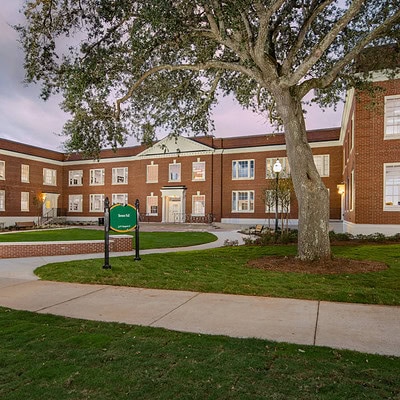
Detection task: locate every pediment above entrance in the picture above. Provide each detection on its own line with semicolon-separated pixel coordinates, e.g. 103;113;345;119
137;135;213;158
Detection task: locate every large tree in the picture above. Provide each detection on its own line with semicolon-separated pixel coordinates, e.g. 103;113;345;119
17;0;400;261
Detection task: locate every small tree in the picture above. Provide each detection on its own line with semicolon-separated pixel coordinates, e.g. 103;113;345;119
32;192;45;226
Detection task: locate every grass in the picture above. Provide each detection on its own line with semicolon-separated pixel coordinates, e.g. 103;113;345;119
1;307;399;400
36;244;400;305
0;228;217;250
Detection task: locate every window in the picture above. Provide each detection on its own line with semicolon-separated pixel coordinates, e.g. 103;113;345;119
169;161;181;182
264;190;290;213
21;192;29;211
21;164;29;183
90;169;105;185
112;167;128;185
232;160;254;179
232;191;254;212
0;190;5;211
89;194;105;212
146;193;158;216
384;164;400;211
192;194;205;216
69;170;83;186
146;162;158;183
112;193;128;205
0;161;4;180
192;160;206;181
43;168;57;186
68;195;83;212
313;155;330;177
266;157;290;179
385;96;400;138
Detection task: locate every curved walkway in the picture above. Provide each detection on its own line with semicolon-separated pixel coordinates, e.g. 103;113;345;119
0;228;399;357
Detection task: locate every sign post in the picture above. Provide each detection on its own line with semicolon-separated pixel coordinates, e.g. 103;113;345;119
103;197;111;269
134;199;141;261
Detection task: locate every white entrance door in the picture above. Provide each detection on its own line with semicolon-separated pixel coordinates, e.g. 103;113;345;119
168;197;182;223
160;186;186;223
42;193;59;217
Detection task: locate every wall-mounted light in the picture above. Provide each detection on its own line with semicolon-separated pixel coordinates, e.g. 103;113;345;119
337;183;345;195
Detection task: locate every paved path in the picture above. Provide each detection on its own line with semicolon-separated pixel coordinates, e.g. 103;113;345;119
0;228;399;357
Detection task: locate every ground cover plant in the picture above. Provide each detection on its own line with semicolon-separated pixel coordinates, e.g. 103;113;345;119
1;307;399;400
35;244;400;306
0;229;217;250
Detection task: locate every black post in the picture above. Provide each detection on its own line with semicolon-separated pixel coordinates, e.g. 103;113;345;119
103;197;111;269
134;198;141;261
275;173;279;232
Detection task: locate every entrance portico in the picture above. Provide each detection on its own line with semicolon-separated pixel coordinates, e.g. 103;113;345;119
160;186;186;223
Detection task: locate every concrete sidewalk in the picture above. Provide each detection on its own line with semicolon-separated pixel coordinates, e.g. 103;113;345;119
0;229;399;357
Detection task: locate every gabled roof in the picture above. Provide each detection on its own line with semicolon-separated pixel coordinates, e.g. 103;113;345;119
137;135;214;157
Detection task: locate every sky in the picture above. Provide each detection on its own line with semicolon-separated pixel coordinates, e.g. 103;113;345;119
0;1;343;152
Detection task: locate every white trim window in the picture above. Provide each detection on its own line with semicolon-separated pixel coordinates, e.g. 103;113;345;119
384;96;400;139
112;193;128;205
313;155;330;177
43;168;56;186
89;194;105;212
21;164;29;183
146;162;158;183
169;161;181;182
266;157;290;179
232;160;254;180
384;164;400;211
232;191;254;212
146;193;158;216
192;160;206;181
90;169;105;185
21;191;29;211
68;195;83;212
0;161;4;180
0;190;5;211
192;193;205;216
69;170;83;186
112;167;128;185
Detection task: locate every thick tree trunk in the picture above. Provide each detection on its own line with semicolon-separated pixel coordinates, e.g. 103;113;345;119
275;90;331;261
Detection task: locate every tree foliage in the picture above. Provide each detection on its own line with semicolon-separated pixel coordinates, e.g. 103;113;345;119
17;0;400;157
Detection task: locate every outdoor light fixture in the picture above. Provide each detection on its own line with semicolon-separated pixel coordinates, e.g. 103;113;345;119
273;159;282;232
337;183;345;195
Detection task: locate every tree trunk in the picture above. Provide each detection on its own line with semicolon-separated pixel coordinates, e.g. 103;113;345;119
274;90;331;261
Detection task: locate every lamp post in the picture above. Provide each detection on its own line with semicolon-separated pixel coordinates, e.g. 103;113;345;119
273;159;282;232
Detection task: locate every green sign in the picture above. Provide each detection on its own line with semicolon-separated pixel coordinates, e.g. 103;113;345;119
109;203;137;232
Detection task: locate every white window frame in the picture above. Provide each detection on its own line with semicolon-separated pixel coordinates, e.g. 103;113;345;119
43;168;57;186
384;163;400;211
384;95;400;139
169;161;181;182
232;159;255;180
192;160;206;181
0;161;4;180
68;195;83;212
146;193;158;216
112;193;128;205
21;191;29;212
90;169;105;185
0;190;5;211
313;155;330;177
232;191;254;213
89;194;105;212
146;162;158;183
266;157;290;179
112;167;128;185
192;193;205;216
21;164;29;183
69;170;83;186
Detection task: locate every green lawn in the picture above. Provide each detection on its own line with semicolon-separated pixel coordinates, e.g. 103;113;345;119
1;307;398;400
0;228;217;250
36;244;400;305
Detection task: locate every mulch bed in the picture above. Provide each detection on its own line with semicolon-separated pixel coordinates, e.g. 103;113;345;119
247;256;388;275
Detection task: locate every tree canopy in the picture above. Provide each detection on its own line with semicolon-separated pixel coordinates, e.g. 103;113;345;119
17;0;400;157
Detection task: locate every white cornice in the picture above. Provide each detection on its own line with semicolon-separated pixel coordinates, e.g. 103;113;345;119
0;149;64;166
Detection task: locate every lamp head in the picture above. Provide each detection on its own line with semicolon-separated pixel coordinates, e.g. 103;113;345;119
273;159;282;173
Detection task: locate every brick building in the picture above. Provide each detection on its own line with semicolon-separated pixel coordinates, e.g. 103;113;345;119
0;74;399;234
